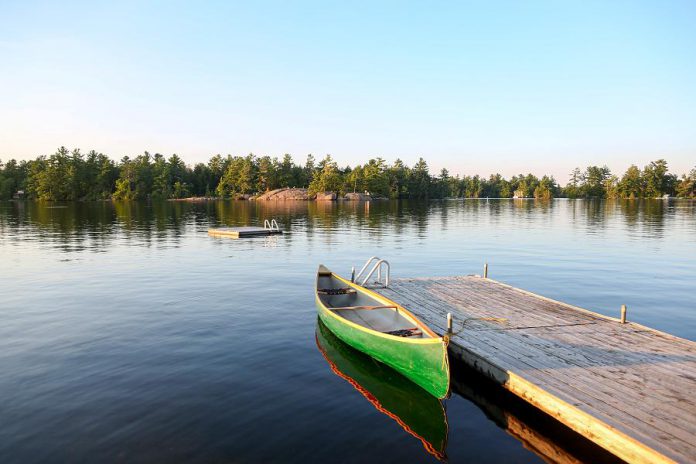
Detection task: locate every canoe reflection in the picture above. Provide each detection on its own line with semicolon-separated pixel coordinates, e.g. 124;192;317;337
316;320;448;461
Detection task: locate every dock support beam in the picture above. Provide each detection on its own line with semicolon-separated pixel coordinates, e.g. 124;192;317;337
447;312;452;333
621;304;627;324
483;262;488;279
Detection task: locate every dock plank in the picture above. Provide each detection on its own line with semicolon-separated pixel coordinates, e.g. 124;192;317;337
372;276;696;464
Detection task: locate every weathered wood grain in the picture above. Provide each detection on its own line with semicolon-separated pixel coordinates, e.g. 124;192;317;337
373;276;696;464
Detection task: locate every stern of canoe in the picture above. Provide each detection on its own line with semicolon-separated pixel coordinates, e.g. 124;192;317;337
317;297;450;399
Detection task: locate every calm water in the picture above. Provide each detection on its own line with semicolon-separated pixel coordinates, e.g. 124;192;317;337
1;199;694;463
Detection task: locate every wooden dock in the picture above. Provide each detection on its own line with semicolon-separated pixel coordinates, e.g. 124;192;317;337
372;275;696;464
207;226;283;238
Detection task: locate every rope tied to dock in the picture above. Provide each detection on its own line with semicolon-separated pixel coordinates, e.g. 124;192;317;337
447;316;508;336
441;335;450;371
442;316;507;370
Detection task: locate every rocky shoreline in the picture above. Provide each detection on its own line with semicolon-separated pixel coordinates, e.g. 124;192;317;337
170;188;383;202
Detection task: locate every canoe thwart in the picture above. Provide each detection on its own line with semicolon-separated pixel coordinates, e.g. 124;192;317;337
331;305;398;311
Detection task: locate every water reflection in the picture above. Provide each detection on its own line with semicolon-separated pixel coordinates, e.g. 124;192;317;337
2;199;693;252
2;198;695;462
1;198;695;334
315;320;449;461
449;360;622;464
315;319;626;463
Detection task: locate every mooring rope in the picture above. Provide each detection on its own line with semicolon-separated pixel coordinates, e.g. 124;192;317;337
441;336;450;371
442;316;507;371
446;316;508;337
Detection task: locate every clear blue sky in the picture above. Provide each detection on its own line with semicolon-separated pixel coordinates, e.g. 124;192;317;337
1;0;695;180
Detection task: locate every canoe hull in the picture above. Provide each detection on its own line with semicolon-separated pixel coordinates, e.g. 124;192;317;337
316;293;449;399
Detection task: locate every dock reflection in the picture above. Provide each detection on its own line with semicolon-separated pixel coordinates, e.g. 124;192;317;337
449;359;622;464
316;320;622;464
315;320;449;461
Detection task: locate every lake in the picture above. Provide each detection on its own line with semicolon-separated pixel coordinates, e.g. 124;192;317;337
1;199;694;463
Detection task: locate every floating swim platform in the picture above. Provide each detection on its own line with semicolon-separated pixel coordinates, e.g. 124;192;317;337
207;226;283;238
209;219;283;238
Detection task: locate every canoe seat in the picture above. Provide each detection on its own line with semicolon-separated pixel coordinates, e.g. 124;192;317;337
383;328;422;337
331;305;397;311
318;288;357;296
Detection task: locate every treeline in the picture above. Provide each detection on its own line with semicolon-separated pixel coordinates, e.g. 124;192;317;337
564;161;696;199
1;147;695;200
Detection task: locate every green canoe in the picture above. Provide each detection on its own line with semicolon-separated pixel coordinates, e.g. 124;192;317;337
316;320;449;460
315;265;450;399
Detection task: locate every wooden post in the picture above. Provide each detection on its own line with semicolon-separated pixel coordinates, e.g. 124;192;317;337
351;266;355;283
483;263;488;279
447;313;452;333
621;304;627;324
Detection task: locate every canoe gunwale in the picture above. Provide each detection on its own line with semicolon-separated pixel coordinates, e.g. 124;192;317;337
316;271;443;345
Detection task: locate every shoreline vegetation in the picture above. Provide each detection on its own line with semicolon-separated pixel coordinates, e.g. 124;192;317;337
1;147;695;201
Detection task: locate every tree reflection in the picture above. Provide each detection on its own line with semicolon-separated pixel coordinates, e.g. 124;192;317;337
0;199;692;253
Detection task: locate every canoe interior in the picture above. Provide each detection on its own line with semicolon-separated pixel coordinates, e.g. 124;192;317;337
316;270;431;339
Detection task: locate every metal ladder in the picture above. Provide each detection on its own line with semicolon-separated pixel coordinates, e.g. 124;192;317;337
263;219;280;231
353;256;390;288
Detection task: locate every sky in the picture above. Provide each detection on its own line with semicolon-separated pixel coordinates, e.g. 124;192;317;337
1;0;695;181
